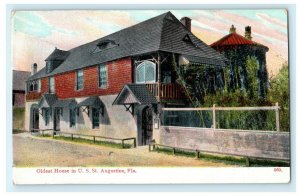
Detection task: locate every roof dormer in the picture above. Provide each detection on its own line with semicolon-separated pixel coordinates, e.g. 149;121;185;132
45;48;69;74
92;39;118;53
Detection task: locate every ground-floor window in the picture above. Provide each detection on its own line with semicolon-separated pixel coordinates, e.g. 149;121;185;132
69;109;76;127
42;108;50;126
92;108;100;129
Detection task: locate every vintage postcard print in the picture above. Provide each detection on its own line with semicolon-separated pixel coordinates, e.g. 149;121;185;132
12;9;290;184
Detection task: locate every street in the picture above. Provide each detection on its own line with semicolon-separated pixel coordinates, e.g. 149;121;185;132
13;132;233;167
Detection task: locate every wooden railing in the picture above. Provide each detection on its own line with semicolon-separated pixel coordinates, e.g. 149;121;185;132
146;83;185;100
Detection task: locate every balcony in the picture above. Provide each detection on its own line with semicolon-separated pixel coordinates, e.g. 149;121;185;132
26;92;42;101
145;83;186;101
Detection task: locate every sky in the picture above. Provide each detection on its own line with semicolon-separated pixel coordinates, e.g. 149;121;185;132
11;9;288;76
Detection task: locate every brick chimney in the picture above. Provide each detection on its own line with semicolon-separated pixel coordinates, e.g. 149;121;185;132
229;24;236;33
31;63;37;75
245;26;252;40
180;17;192;31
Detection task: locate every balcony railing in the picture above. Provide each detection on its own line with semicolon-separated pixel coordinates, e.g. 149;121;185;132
26;92;42;101
146;83;186;101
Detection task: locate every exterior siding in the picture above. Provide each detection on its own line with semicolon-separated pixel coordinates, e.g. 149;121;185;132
13;92;26;108
55;57;132;99
26;57;132;100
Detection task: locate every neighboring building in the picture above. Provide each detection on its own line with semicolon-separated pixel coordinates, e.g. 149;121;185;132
25;12;226;145
13;70;31;108
211;25;269;98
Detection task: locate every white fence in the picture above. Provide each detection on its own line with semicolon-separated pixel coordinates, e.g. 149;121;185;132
162;103;281;132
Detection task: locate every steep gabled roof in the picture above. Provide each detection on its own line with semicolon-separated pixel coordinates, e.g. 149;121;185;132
38;93;57;108
112;84;157;105
45;48;70;61
29;11;226;81
210;32;269;50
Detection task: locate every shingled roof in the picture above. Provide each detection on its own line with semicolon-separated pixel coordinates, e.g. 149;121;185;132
28;11;226;81
210;32;269;51
13;70;31;91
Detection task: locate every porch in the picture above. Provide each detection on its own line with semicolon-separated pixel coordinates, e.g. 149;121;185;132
145;83;186;102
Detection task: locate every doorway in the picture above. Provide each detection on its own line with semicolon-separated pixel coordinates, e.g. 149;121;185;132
54;108;61;131
141;106;153;145
31;106;39;130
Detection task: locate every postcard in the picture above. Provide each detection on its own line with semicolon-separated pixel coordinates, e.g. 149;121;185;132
11;9;290;184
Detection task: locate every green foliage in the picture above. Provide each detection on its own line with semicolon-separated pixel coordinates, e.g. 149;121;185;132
268;64;290;131
245;56;259;99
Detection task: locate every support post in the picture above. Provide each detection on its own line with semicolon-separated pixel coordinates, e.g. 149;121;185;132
93;136;96;143
122;140;124;148
173;148;176;155
212;104;216;130
71;134;73;141
52;131;55;139
275;102;280;132
157;53;161;101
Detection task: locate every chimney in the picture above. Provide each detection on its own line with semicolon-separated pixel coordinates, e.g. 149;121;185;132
245;26;252;40
31;63;37;75
229;24;236;33
180;17;192;31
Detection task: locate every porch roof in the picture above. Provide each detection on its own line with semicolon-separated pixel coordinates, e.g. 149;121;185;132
179;55;227;67
52;98;77;108
113;84;157;105
77;96;103;108
38;93;57;108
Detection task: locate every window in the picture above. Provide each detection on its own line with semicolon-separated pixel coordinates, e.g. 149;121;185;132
69;109;76;127
27;79;41;92
99;64;107;88
136;61;156;83
37;79;41;92
46;61;52;74
76;69;84;90
49;77;55;93
43;108;50;126
33;80;38;91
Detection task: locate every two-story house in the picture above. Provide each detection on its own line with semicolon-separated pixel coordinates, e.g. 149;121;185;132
25;11;226;145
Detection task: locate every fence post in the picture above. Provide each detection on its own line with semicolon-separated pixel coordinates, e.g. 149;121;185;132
275;102;280;132
93;136;96;143
52;131;55;139
122;140;124;148
212;104;216;131
133;138;136;148
71;134;73;141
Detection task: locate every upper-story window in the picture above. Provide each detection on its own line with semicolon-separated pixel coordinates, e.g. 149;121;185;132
136;61;156;83
49;77;55;93
76;69;84;90
99;64;107;88
27;79;41;93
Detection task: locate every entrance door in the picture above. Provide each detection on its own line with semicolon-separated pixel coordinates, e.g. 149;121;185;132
142;106;153;145
54;108;60;131
92;108;100;129
32;108;39;130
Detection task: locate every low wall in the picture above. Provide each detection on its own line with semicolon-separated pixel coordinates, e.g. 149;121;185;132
159;126;290;160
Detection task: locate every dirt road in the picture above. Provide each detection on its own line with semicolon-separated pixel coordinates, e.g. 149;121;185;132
13;132;234;167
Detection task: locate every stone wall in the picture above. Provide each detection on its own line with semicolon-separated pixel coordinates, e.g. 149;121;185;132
159;126;290;160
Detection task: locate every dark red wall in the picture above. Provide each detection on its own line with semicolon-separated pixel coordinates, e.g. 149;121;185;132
26;57;132;100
